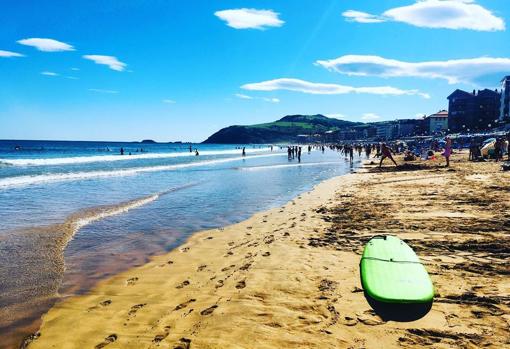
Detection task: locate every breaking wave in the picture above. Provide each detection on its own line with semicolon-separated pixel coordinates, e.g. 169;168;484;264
0;153;284;189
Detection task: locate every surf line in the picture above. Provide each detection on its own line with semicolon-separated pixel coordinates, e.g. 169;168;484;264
0;153;285;189
0;149;281;167
63;182;200;246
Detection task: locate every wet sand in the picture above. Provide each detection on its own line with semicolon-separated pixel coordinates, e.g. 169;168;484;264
27;153;510;348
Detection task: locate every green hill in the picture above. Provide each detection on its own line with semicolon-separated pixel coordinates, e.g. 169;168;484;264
202;114;361;144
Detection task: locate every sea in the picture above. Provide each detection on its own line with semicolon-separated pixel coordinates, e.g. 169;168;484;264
0;139;360;347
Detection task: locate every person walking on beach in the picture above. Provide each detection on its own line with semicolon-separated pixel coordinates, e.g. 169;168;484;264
379;143;397;168
365;144;371;159
349;146;354;163
287;146;292;160
297;147;302;163
494;138;502;162
443;136;452;167
507;132;510;161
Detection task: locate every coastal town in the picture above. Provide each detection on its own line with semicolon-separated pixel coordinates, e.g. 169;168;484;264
318;75;510;143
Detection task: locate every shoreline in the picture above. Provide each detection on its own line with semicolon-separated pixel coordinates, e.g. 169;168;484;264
26;154;510;348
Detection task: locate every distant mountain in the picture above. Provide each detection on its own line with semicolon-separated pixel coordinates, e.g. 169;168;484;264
202;114;361;144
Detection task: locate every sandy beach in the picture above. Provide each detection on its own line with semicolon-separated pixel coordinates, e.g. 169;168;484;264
26;153;510;349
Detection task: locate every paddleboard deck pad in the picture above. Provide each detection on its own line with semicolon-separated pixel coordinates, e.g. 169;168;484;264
360;235;434;303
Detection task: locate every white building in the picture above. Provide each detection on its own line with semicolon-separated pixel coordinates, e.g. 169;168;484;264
424;110;448;134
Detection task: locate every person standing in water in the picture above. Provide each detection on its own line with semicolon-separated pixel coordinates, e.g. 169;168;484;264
195;149;199;156
242;147;246;156
120;147;125;155
379;143;397;168
297;147;302;163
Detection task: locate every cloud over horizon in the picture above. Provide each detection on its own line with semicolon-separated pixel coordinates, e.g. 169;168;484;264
88;88;119;94
0;50;24;57
41;71;58;76
235;93;280;103
316;55;510;84
241;78;430;98
342;0;505;31
215;8;284;29
83;55;127;71
17;38;75;52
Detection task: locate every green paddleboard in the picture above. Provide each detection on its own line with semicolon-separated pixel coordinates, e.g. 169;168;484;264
360;236;434;304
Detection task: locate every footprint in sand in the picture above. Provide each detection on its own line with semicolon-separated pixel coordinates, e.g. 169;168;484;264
235;280;246;289
221;264;236;272
95;334;117;349
239;262;252;271
174;299;196;311
126;277;138;286
153;333;168;343
264;235;275;244
174;337;192;349
357;310;384;326
200;305;218;316
262;252;271;257
128;303;147;317
197;264;207;272
100;300;112;307
342;316;358;326
152;326;171;343
176;280;190;289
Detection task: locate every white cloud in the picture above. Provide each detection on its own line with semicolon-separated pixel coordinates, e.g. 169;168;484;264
342;0;504;31
0;50;24;57
162;99;176;104
235;93;280;103
88;88;118;94
71;67;80;71
215;8;284;29
342;10;384;23
242;78;429;98
83;55;127;71
316;55;510;84
325;113;347;119
17;38;74;52
66;76;79;80
41;71;58;76
235;93;253;99
415;113;426;118
361;113;381;120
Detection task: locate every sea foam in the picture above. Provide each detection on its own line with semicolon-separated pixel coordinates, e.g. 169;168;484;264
0;153;284;189
0;148;272;166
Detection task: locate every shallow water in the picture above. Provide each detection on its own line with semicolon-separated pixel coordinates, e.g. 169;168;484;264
0;140;360;347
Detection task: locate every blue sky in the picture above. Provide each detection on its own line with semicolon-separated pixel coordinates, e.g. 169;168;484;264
1;0;510;142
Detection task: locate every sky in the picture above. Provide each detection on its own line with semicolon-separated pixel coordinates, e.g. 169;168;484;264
1;0;510;142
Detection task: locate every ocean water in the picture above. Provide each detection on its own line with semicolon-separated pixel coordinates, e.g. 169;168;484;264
0;140;360;346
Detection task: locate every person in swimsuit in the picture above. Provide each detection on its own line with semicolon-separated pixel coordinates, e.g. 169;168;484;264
379;143;397;168
443;136;452;167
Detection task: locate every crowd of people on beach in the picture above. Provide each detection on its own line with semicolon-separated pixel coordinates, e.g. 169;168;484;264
281;130;510;170
111;132;510;171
